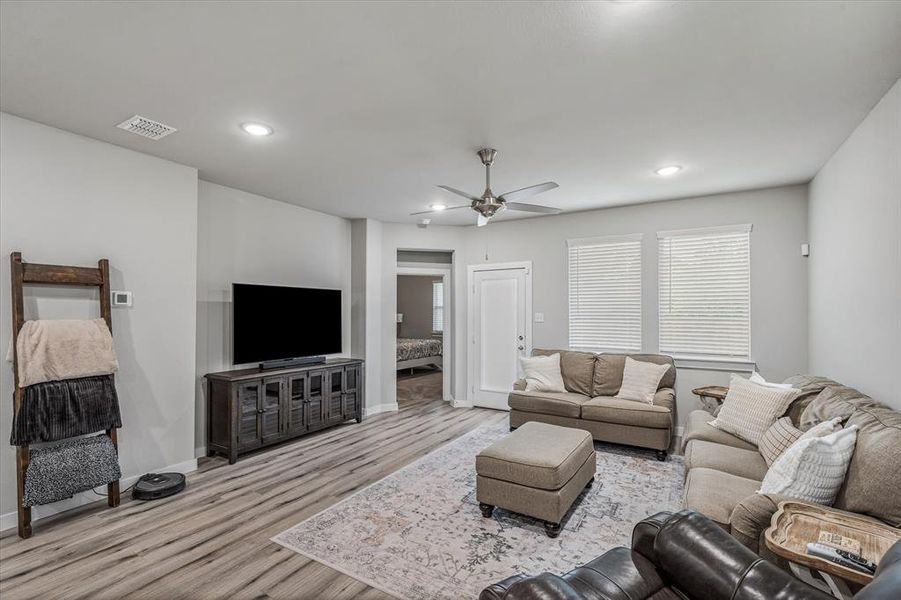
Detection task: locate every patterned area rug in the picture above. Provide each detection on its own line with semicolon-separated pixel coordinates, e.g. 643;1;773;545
273;422;685;599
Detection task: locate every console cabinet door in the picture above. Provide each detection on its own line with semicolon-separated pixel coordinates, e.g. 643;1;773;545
343;365;362;420
287;373;307;434
307;370;326;430
326;367;345;424
261;377;285;443
237;380;263;449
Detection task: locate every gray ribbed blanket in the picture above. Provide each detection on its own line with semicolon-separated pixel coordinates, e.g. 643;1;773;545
10;375;122;445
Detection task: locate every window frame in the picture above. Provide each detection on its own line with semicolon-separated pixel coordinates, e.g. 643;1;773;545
656;223;752;362
431;280;444;334
566;233;643;353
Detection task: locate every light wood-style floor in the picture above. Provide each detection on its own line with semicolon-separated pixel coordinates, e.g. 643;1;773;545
0;372;504;600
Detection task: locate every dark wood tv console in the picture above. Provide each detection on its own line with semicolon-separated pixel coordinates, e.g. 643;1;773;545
205;358;364;463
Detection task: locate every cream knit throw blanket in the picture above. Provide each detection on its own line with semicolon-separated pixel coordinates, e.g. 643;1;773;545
8;319;118;387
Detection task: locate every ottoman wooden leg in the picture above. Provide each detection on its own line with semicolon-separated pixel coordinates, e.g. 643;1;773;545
586;476;594;489
544;521;561;538
479;503;495;518
656;450;668;461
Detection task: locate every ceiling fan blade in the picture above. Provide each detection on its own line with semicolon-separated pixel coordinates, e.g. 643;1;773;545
504;202;562;215
409;205;470;216
477;214;490;227
498;181;559;203
437;185;481;202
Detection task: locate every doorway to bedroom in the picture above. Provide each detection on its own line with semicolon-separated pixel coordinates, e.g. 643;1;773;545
396;250;452;409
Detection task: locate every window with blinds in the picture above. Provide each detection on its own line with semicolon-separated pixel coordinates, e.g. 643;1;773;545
658;225;751;359
432;281;444;332
567;234;642;352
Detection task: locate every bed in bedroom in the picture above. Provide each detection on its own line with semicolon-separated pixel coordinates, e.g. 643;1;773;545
397;337;443;371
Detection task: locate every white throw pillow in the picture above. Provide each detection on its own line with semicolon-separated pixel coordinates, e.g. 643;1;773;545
759;425;859;506
749;371;794;390
615;357;670;404
710;374;801;445
520;353;567;393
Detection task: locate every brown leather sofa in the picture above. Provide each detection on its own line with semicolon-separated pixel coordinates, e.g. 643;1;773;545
681;375;901;557
480;510;901;600
510;350;676;460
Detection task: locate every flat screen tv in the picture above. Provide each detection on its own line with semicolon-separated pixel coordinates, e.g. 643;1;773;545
232;283;342;365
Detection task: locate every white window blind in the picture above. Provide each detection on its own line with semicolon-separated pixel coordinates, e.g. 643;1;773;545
432;281;444;332
568;235;642;352
658;225;751;359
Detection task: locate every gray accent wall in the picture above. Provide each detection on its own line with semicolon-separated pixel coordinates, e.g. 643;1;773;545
397;275;442;339
808;78;901;409
195;181;352;451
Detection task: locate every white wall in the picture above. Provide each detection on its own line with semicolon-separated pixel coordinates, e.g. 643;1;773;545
195;181;352;451
808;79;901;408
0;113;198;526
455;185;810;425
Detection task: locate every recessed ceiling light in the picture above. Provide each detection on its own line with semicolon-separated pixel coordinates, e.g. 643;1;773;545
430;203;448;211
241;122;273;136
655;165;682;176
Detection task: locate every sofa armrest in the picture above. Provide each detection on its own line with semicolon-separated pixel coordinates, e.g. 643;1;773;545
631;511;672;563
479;573;582;600
512;379;526;391
729;492;796;553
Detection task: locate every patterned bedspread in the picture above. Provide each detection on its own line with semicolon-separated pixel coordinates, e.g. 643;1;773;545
397;338;442;362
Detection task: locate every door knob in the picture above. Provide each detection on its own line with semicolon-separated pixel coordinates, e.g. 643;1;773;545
518;345;524;351
518;335;523;340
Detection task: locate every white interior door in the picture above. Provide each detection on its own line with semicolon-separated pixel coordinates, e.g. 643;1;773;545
471;266;529;410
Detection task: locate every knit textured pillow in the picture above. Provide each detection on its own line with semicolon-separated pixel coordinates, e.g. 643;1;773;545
710;374;801;445
615;357;669;404
759;425;859;505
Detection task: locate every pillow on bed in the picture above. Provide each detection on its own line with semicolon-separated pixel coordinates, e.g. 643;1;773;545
520;353;567;393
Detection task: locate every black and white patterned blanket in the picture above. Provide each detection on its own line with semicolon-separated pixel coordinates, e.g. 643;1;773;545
397;338;442;362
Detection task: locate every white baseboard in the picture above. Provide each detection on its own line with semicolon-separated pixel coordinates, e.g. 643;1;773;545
451;400;473;408
364;403;398;417
0;457;198;534
675;426;684;438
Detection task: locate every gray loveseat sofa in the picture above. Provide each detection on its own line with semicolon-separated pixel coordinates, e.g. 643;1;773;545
510;349;676;460
682;375;901;557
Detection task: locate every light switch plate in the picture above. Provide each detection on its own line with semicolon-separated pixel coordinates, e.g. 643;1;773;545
534;312;545;323
111;291;132;307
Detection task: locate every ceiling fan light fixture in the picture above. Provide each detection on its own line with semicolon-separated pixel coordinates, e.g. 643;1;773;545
430;203;447;211
655;165;682;176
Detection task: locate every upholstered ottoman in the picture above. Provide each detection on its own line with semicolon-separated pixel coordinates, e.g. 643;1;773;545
476;421;596;537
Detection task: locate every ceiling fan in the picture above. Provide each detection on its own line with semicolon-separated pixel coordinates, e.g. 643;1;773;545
412;148;561;227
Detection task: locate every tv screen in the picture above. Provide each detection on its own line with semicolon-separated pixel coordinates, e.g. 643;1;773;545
232;283;342;364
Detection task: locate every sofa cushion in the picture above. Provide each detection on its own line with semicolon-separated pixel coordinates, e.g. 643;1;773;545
782;375;842;425
581;390;673;429
682;410;757;452
532;348;596;396
476;421;594;490
799;385;880;430
683;467;762;527
834;406;901;526
592;353;676;397
684;440;768;481
508;390;590;418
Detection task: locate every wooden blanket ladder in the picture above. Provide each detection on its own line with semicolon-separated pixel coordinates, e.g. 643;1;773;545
9;251;121;538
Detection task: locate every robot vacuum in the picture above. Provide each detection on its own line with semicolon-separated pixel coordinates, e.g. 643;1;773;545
132;472;186;500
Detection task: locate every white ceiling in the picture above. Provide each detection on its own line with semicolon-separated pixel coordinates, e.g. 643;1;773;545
2;1;900;225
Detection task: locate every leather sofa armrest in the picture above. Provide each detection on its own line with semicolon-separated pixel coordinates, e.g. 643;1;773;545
655;510;831;600
479;574;529;600
631;511;672;563
729;492;796;553
479;573;583;600
512;379;526;391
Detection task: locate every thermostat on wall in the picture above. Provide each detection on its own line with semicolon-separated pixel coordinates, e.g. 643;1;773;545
111;291;132;307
